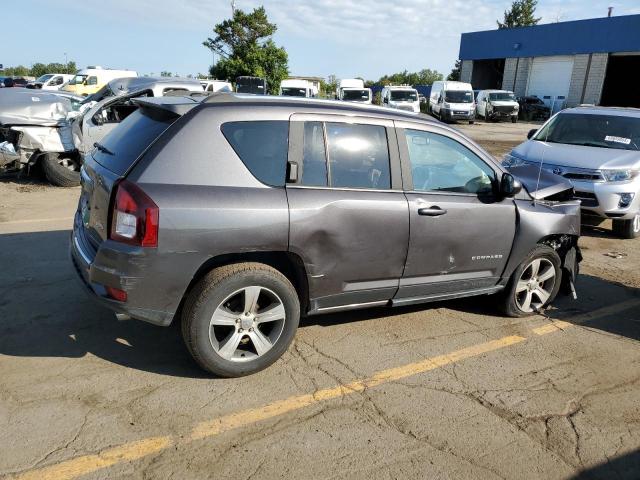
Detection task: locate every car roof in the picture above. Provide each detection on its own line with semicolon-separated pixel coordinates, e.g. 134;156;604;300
561;106;640;117
481;89;513;93
202;93;433;122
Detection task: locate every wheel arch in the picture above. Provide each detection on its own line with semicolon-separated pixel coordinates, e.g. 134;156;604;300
175;251;309;324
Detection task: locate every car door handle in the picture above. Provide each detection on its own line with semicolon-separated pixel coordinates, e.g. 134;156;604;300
418;206;448;217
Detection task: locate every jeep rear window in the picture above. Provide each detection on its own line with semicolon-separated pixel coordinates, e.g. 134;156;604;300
92;109;175;175
221;121;289;186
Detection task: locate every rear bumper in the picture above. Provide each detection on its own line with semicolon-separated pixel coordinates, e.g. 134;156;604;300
70;215;176;326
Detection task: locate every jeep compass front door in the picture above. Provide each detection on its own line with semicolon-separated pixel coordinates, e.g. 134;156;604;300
395;123;516;301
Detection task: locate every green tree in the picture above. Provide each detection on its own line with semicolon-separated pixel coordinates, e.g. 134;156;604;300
203;6;289;95
160;71;174;77
373;68;443;86
321;74;339;98
497;0;541;29
447;60;462;81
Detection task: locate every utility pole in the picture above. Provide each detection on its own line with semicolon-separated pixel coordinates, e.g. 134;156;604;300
608;6;613;17
231;0;236;14
64;52;68;73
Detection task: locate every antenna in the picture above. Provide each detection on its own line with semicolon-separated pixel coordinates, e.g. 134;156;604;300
607;6;613;17
533;111;552;205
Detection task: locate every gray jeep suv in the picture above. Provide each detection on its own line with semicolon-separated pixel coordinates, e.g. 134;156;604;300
71;94;581;377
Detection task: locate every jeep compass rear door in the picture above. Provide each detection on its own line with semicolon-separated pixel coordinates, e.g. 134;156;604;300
286;114;409;313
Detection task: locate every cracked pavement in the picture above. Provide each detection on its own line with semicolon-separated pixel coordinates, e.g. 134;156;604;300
1;173;640;480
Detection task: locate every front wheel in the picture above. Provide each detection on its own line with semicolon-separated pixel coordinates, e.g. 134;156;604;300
182;262;300;377
500;245;562;317
42;153;81;187
613;214;640;239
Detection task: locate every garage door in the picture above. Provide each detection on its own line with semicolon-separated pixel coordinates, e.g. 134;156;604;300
526;56;574;103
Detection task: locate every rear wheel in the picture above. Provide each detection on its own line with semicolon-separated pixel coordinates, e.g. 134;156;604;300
42;153;81;187
182;262;300;377
500;245;562;317
613;214;640;239
511;116;518;123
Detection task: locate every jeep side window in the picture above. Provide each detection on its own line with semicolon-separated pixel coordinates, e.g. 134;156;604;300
405;129;495;194
326;122;391;190
301;121;328;186
221;121;289;187
87;76;98;86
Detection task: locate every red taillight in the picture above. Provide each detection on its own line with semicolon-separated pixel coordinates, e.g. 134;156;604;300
105;286;128;302
109;180;159;247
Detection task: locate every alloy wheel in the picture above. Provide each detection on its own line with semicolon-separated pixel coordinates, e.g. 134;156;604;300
209;286;286;362
515;258;557;313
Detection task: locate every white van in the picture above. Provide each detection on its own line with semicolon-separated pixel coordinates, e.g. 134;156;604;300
61;67;138;96
279;79;314;97
28;74;74;91
380;85;420;113
201;79;233;93
336;79;372;104
430;81;475;123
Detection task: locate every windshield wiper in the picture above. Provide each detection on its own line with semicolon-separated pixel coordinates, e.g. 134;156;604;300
93;142;114;156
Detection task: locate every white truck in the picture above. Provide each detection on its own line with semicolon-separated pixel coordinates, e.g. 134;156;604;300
336;79;372;104
380;85;420;113
279;79;315;98
430;81;475;124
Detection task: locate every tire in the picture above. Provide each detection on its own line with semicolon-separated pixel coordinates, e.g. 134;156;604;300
469;120;474;125
42;153;81;187
511;117;518;123
612;214;640;239
500;245;562;317
181;262;300;377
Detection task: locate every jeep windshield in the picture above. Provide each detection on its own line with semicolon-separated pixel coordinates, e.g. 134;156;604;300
444;91;473;103
489;92;515;101
391;90;417;102
343;89;369;101
535;113;640;151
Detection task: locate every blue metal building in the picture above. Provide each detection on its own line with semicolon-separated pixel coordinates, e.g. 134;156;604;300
458;14;640;108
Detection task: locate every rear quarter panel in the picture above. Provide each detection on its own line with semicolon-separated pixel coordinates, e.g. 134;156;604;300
125;105;291;318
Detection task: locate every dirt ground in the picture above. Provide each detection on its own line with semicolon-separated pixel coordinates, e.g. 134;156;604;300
1;125;639;480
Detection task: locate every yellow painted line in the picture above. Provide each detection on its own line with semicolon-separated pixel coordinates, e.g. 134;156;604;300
532;320;573;336
13;437;171;480
191;335;525;440
9;335;525;480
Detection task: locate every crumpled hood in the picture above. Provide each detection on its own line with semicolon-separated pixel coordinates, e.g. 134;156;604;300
0;88;72;126
512;140;640;170
507;164;574;200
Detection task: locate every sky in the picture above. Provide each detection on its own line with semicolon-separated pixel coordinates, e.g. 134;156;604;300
4;0;640;81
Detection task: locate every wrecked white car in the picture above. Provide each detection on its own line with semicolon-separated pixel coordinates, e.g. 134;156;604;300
0;88;82;186
0;78;204;187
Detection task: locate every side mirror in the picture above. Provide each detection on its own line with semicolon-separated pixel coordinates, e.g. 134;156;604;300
500;173;522;197
527;129;537;140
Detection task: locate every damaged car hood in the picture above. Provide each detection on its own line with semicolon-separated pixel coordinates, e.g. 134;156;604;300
0;88;74;126
507;164;575;200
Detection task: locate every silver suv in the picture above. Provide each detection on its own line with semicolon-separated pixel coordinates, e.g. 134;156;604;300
71;94;581;377
504;107;640;238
